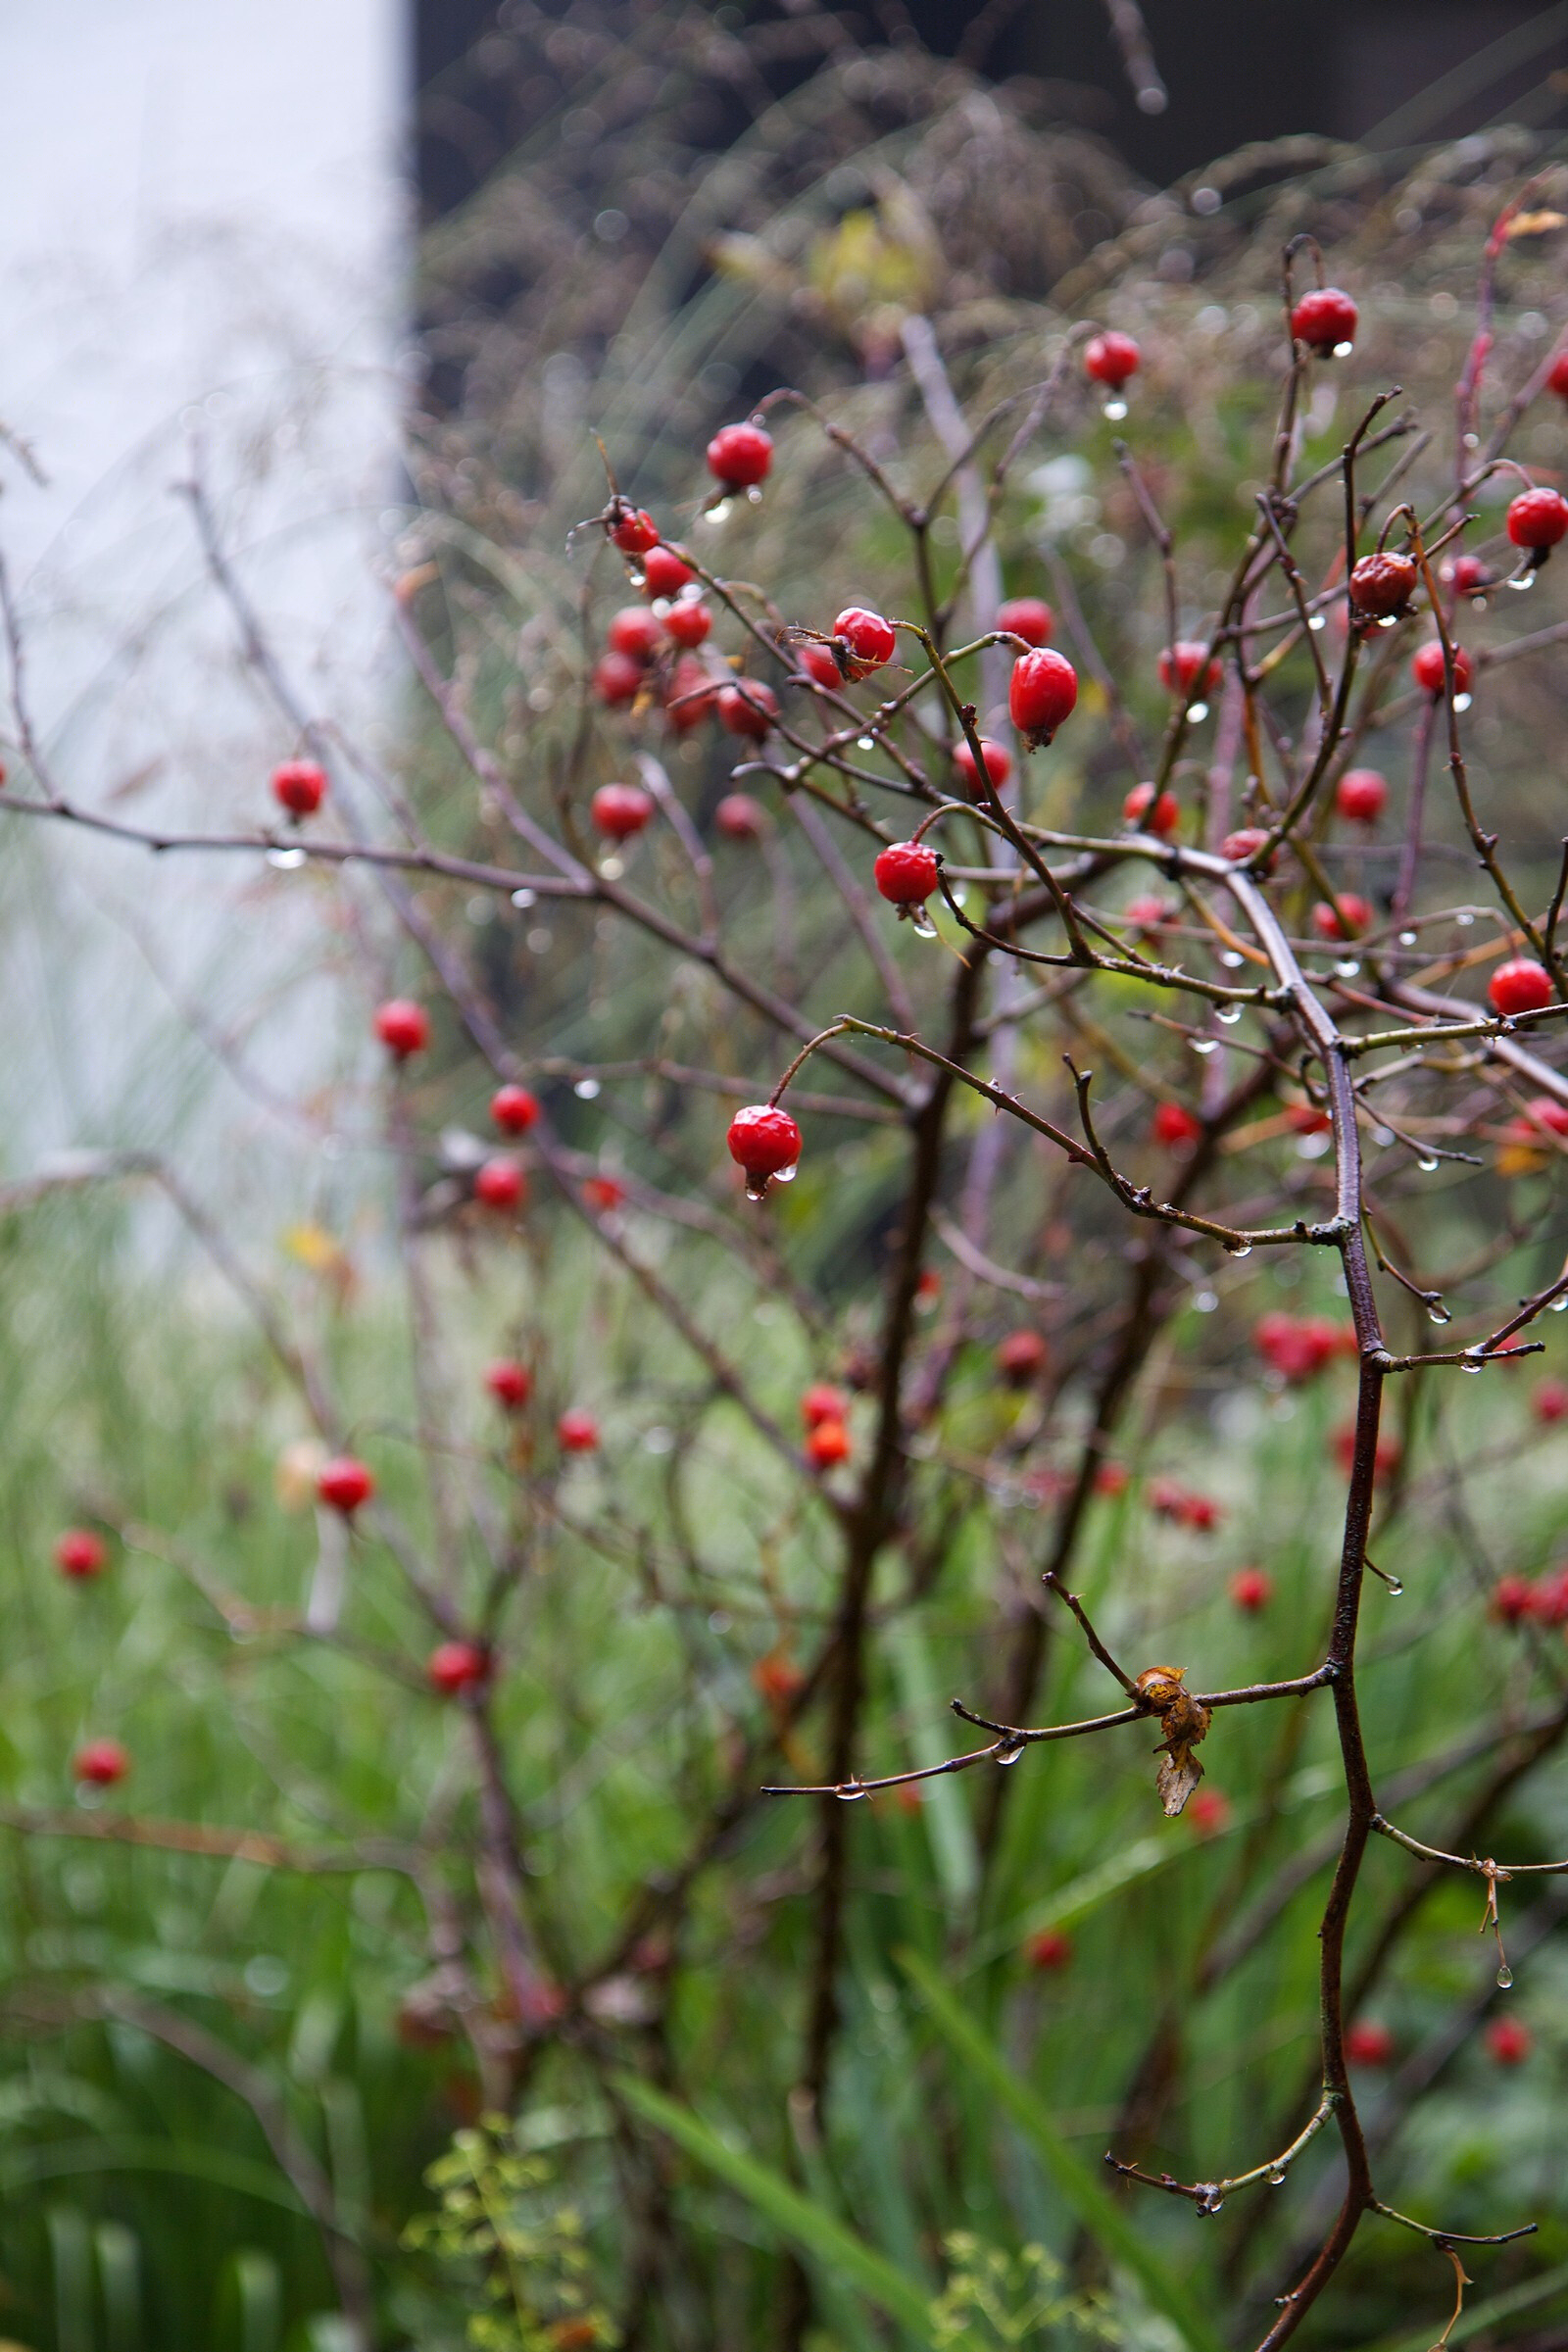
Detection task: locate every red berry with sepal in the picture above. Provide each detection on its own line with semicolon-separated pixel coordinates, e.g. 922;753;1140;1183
1158;642;1220;700
428;1641;489;1695
485;1359;531;1410
1231;1567;1273;1613
593;650;644;707
717;680;778;740
662;597;711;650
996;1330;1048;1386
1348;552;1416;619
1412;640;1471;696
1486;2016;1532;2066
726;1103;802;1197
805;1418;851;1470
833;607;897;680
1084;330;1141;388
996;597;1054;647
1291;286;1358;355
1152;1102;1202;1149
715;793;765;840
55;1530;108;1580
474;1158;525;1212
557;1408;600;1453
873;840;940;911
641;543;694;599
591;783;654;841
271;759;326;817
1490;958;1553;1017
1125;782;1179;837
706;420;772;490
318;1456;374;1516
953;736;1012;796
795;642;843;692
1009;648;1078;748
1506;486;1568;550
375;1000;429;1060
608;608;661;662
1312;896;1371;941
801;1382;848;1429
1346;2020;1394;2067
1025;1928;1073;1970
1336;768;1387;824
609;506;659;556
490;1084;539;1135
74;1740;129;1788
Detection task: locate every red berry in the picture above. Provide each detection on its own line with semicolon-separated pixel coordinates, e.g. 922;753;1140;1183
1008;648;1078;748
318;1455;374;1515
996;1329;1048;1386
591;783;655;841
1123;894;1172;930
1490;958;1553;1017
833;607;898;680
715;792;765;840
375;1000;430;1059
1506;486;1568;550
1253;1311;1346;1383
1346;2020;1395;2067
490;1084;539;1135
608;607;661;662
662;597;711;650
1084;330;1141;388
1285;1102;1331;1135
593;650;645;707
706;422;773;491
1486;2016;1532;2066
610;507;660;556
716;680;778;740
428;1641;489;1695
1094;1460;1130;1496
1231;1567;1273;1612
1336;768;1387;824
1491;1574;1538;1624
1535;1376;1568;1422
1291;286;1358;355
1152;1102;1202;1149
584;1175;624;1213
796;642;844;691
55;1529;108;1580
665;655;716;732
1549;351;1568;402
1158;642;1220;700
1125;782;1179;837
726;1103;802;1193
1025;1928;1073;1970
1331;1424;1400;1481
753;1649;807;1704
873;840;940;908
1312;895;1371;941
996;597;1054;647
805;1418;851;1469
557;1408;600;1453
641;543;694;598
474;1157;525;1212
74;1739;129;1788
1187;1788;1231;1835
1411;640;1471;696
1222;826;1271;861
485;1358;531;1410
1450;554;1489;597
953;736;1012;796
1524;1095;1568;1138
271;758;326;817
801;1382;848;1429
1348;552;1416;618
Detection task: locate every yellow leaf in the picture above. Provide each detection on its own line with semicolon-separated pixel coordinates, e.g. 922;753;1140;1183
1505;210;1566;239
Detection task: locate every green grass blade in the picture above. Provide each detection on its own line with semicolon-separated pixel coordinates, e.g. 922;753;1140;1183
896;1950;1225;2352
616;2076;938;2342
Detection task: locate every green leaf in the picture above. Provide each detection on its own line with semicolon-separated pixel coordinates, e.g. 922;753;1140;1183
615;2076;938;2343
896;1951;1224;2352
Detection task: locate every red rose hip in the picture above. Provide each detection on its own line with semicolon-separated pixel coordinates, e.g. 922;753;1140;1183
801;1382;848;1429
716;680;778;740
706;420;772;490
1348;551;1416;619
1486;2016;1531;2066
593;650;645;707
1124;782;1179;837
726;1102;802;1198
1336;768;1387;824
1291;286;1358;355
1346;2019;1394;2067
662;597;711;650
996;597;1054;647
1152;1102;1202;1148
318;1456;374;1516
1311;895;1371;940
1009;648;1078;748
375;1000;429;1060
609;506;660;556
271;758;326;817
591;783;655;840
1084;330;1141;388
1489;958;1553;1017
715;792;765;840
641;543;694;598
805;1418;851;1469
873;840;940;913
55;1529;108;1580
474;1157;525;1211
1411;641;1471;696
832;607;897;680
608;607;661;662
557;1408;600;1453
484;1358;531;1410
953;736;1012;796
74;1739;129;1788
996;1329;1048;1386
490;1084;539;1135
428;1641;489;1695
1506;486;1568;550
1158;642;1221;701
1231;1567;1273;1612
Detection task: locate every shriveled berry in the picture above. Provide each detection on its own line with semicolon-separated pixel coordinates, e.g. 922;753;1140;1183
474;1158;525;1211
715;793;765;840
805;1418;851;1469
557;1408;600;1453
726;1103;802;1193
272;759;326;817
1507;486;1568;550
707;420;773;489
1490;958;1553;1017
954;736;1013;796
716;680;778;740
56;1529;109;1579
485;1359;531;1410
591;782;655;840
609;506;659;556
833;607;898;679
873;840;940;908
1291;286;1358;355
74;1739;129;1788
662;597;711;650
1411;640;1471;695
1311;895;1371;940
1125;782;1179;837
1008;648;1078;748
318;1456;374;1515
428;1641;489;1694
1348;551;1416;618
996;596;1054;646
1231;1567;1273;1612
801;1382;848;1429
996;1329;1048;1386
1158;641;1220;699
641;543;694;598
375;1000;430;1059
490;1084;539;1135
593;650;645;707
1336;768;1387;823
1084;330;1141;387
609;607;661;662
1152;1102;1201;1149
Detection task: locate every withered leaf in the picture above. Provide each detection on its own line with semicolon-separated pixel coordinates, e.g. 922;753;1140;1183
1134;1664;1212;1819
1504;210;1566;240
